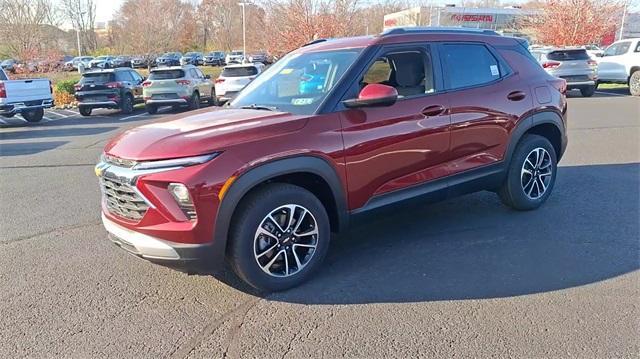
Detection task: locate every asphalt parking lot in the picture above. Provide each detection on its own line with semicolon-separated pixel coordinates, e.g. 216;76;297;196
0;89;638;358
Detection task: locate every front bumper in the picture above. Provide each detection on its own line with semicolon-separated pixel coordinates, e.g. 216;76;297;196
102;213;213;268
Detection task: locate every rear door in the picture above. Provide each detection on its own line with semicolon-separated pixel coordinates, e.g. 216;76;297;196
438;42;533;175
128;70;144;101
339;43;451;209
194;68;212;97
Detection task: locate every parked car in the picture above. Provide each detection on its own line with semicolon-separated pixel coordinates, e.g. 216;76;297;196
65;56;94;71
156;52;182;67
90;56;116;69
531;47;598;97
583;44;604;58
142;65;216;114
596;38;640;96
0;67;53;122
95;28;568;292
225;50;244;64
204;51;225;66
74;68;145;116
1;59;16;73
248;51;271;64
214;63;264;103
132;54;156;69
180;52;204;66
113;56;132;68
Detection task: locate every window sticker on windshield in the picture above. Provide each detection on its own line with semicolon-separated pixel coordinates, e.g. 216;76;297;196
292;98;314;106
280;68;294;75
490;65;499;76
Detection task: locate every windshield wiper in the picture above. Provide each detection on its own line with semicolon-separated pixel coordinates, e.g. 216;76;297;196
240;104;278;111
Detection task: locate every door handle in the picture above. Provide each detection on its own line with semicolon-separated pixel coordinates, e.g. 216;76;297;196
421;105;446;117
507;91;526;101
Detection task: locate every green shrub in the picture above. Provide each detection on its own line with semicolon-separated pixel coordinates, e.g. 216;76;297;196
56;79;77;95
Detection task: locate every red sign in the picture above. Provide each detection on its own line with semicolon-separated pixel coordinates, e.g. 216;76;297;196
450;14;494;22
384;18;398;27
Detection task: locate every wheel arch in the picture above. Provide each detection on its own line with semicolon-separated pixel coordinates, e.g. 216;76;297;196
211;155;349;263
505;110;566;166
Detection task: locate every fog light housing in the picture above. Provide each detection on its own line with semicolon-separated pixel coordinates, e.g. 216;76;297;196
168;183;197;221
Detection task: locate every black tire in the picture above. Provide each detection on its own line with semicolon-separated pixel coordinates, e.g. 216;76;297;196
629;70;640;97
22;108;44;122
145;103;158;114
498;134;557;211
207;88;218;106
580;85;595;97
79;106;92;117
228;183;331;292
120;94;134;114
189;92;200;110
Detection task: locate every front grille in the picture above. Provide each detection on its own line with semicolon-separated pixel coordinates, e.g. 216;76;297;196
101;177;149;221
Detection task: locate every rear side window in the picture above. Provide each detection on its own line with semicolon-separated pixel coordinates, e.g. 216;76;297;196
222;66;258;77
0;70;7;81
81;73;114;84
149;70;185;80
547;50;589;61
441;44;501;89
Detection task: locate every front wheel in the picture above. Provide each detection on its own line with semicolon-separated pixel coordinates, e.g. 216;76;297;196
22;108;44;122
228;183;330;292
79;106;92;117
208;88;218;106
498;134;557;211
630;71;640;96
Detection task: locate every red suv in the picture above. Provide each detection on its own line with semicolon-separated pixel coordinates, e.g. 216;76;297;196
96;28;567;291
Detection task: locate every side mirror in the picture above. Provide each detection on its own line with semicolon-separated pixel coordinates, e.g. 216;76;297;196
343;84;398;108
595;53;604;57
205;75;211;79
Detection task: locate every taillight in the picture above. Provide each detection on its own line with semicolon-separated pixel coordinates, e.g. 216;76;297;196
549;78;567;95
105;82;123;89
175;80;191;86
587;59;597;67
542;61;561;69
215;78;225;84
142;81;152;87
0;83;6;98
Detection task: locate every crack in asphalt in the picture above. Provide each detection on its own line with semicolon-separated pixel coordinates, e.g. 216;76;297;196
169;296;263;359
221;299;257;358
1;221;101;245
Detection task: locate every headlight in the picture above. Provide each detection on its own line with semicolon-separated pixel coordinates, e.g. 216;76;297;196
168;183;197;221
132;153;219;170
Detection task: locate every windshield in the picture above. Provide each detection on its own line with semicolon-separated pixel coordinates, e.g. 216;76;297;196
96;56;109;60
185;52;198;56
231;52;243;56
230;48;362;115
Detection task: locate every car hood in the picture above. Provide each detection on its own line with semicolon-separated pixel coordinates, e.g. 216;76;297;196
104;108;309;161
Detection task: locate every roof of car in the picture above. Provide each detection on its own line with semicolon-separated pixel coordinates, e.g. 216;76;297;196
225;63;260;68
151;65;196;71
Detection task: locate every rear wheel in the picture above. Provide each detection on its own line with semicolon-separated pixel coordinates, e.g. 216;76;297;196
208;88;218;106
145;103;158;114
79;106;92;117
630;71;640;96
22;108;44;122
498;134;557;211
580;85;595;97
189;92;200;110
228;183;330;292
120;94;134;114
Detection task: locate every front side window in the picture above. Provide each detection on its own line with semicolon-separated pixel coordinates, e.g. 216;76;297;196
361;49;435;97
230;49;362;115
441;44;501;89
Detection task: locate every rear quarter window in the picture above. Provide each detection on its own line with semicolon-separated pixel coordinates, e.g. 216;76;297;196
149;70;185;80
222;67;258;77
547;50;589;61
441;44;502;89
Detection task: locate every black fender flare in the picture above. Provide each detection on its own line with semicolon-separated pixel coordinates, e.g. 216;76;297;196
504;110;567;166
210;155;349;265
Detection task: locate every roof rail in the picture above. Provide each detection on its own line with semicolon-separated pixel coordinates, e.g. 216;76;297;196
381;27;500;37
302;39;328;47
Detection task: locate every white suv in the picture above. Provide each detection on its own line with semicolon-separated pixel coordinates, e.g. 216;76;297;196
596;38;640;96
214;63;264;103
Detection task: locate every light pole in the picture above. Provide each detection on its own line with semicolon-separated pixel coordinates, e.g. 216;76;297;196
238;2;248;61
76;11;86;57
619;2;628;41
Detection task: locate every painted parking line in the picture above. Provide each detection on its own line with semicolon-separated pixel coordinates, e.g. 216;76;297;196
118;112;151;121
57;109;79;115
594;91;628;97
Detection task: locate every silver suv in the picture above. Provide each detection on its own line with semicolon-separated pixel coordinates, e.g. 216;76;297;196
531;48;598;97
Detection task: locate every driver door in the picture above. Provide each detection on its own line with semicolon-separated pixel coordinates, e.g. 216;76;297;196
338;44;451;210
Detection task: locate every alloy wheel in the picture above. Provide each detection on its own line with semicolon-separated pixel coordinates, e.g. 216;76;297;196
521;147;553;200
253;204;318;278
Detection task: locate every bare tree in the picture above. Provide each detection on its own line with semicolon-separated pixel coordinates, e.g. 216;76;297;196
61;0;97;54
0;0;60;59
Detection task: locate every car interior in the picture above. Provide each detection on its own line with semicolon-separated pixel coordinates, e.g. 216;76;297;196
362;50;435;97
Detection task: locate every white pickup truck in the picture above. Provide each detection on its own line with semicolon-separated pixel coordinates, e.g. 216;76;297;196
0;67;54;122
596;38;640;96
